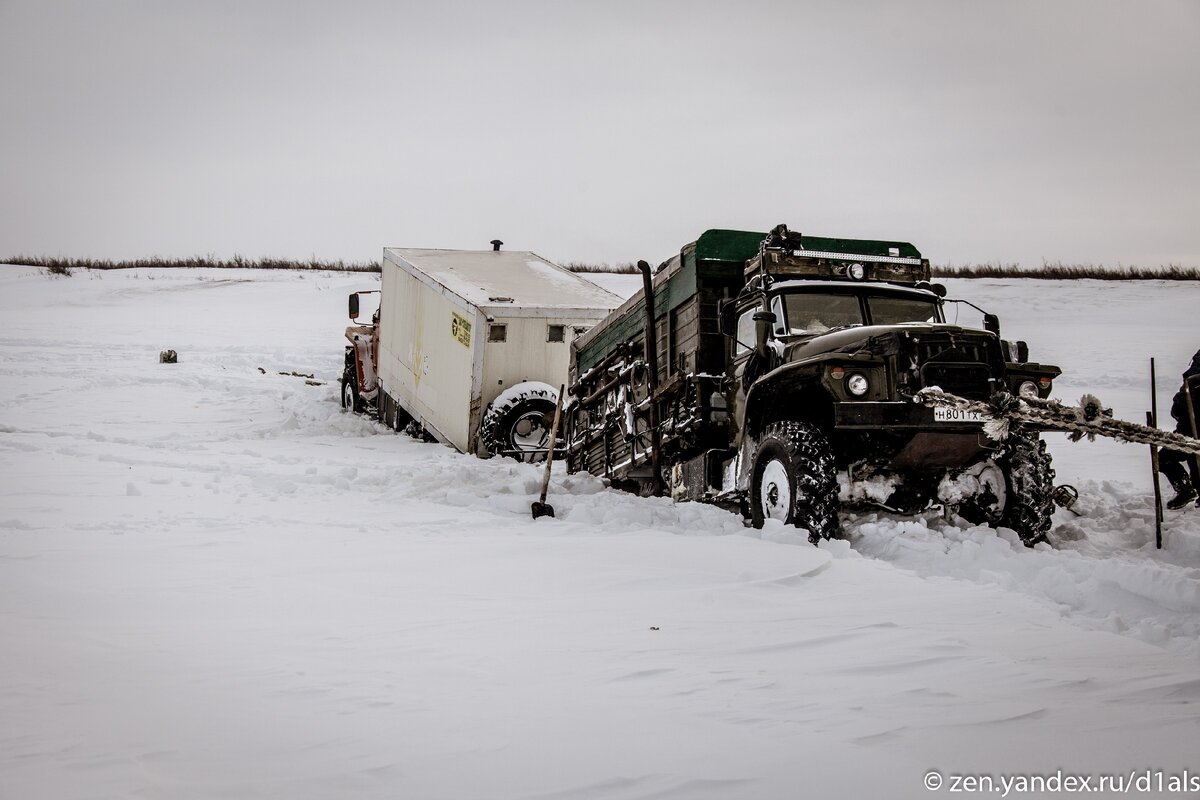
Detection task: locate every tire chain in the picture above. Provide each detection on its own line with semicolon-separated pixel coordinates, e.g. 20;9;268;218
1000;429;1055;546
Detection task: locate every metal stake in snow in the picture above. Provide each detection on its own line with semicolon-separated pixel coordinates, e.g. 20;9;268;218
914;387;1200;455
1149;359;1163;549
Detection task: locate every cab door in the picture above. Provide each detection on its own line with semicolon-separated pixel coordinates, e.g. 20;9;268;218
727;300;763;447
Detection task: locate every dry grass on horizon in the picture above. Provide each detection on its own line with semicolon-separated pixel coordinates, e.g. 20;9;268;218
4;255;1197;280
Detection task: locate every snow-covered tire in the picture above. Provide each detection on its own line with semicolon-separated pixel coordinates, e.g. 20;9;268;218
480;383;558;462
341;375;362;413
999;429;1055;546
750;421;841;542
952;461;1007;527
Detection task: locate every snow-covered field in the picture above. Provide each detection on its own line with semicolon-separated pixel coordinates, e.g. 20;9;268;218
2;265;1199;799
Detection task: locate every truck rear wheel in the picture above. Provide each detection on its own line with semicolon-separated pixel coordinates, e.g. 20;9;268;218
999;429;1055;546
378;390;413;432
750;421;841;542
480;383;557;462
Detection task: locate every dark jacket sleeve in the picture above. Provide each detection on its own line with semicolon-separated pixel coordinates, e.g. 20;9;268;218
1170;350;1200;429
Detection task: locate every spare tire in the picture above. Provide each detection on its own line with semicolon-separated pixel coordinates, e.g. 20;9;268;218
480;382;558;462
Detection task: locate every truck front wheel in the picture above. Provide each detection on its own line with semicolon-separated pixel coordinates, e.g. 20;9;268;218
999;428;1055;547
750;421;841;542
341;376;362;413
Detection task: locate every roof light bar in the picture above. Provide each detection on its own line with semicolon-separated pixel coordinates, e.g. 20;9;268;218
748;248;932;285
785;249;924;266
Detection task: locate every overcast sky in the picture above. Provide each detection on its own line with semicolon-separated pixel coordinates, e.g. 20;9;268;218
1;0;1197;268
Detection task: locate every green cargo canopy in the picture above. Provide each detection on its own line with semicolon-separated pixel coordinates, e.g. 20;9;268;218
694;228;922;262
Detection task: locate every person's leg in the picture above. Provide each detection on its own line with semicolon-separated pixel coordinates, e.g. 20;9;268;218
1160;448;1198;509
1187;453;1200;505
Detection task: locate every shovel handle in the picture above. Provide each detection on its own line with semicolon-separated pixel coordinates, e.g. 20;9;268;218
538;385;566;505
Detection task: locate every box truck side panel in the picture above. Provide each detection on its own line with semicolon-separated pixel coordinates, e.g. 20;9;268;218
378;257;477;452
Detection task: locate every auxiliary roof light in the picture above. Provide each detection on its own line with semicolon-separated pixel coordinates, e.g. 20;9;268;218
847;263;866;280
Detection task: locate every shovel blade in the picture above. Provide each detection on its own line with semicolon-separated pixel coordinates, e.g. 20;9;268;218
531;501;555;520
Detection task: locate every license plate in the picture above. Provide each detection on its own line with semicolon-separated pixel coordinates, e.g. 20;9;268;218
933;407;990;423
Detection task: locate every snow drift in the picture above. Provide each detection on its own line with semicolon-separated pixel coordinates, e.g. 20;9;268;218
1;266;1198;799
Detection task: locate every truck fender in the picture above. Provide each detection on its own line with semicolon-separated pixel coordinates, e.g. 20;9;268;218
737;365;837;491
345;326;379;401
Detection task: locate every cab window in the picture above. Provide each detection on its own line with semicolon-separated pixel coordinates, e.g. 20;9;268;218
735;306;760;355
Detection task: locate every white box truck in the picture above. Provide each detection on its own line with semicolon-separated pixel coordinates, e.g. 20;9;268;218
341;245;623;460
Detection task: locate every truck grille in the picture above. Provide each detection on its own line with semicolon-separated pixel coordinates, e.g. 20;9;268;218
919;362;994;400
908;334;999;400
913;339;989;365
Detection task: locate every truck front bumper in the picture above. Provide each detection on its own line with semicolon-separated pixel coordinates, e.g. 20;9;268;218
834;401;977;430
834;401;1002;470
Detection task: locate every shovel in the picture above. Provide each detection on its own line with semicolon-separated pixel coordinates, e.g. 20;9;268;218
532;384;566;519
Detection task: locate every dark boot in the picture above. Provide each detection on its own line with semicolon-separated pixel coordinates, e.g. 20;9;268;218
1166;482;1198;510
1161;458;1196;510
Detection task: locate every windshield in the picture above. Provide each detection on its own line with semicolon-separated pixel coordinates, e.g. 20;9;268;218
777;292;861;334
774;291;941;335
869;295;940;325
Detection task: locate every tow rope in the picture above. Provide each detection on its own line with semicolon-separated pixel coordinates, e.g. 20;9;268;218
914;387;1200;455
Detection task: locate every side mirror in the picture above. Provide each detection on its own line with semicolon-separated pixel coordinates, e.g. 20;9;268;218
718;299;737;337
348;293;360;321
982;313;1000;336
753;311;777;359
1015;340;1029;363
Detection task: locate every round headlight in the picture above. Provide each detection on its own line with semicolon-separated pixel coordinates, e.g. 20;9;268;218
1018;380;1038;398
846;373;870;396
847;263;866;280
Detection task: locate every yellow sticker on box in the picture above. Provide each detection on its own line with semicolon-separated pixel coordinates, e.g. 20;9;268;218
451;312;472;347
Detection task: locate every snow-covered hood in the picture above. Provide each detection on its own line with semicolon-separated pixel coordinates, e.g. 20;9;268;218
778;322;996;364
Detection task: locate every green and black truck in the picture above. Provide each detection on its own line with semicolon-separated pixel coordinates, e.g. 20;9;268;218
563;225;1062;545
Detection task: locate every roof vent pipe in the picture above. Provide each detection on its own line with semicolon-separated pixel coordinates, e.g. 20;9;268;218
490;239;503;252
